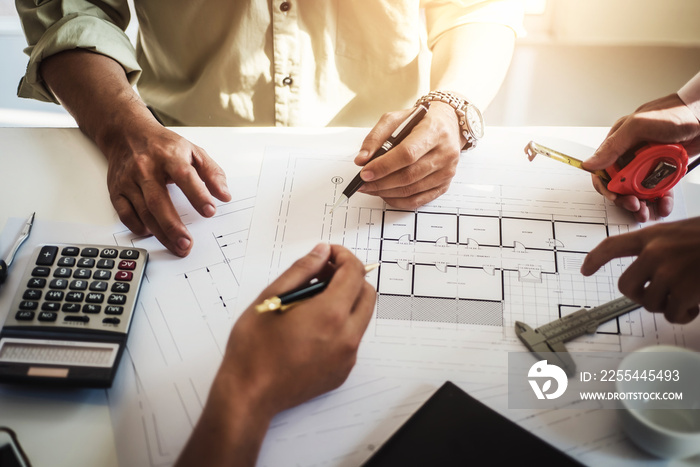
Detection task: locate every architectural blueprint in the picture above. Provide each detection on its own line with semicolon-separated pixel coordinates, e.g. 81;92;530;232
240;130;700;466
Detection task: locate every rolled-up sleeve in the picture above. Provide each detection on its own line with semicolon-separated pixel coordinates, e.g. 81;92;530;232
16;0;141;103
423;0;525;50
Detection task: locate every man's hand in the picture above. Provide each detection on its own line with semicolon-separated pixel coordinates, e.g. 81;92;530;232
354;102;462;209
176;243;376;466
105;119;230;257
583;94;700;222
581;217;700;324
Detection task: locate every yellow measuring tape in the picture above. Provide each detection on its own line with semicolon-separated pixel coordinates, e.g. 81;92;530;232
525;141;610;182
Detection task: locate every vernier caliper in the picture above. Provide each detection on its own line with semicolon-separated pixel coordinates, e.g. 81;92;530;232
515;296;642;377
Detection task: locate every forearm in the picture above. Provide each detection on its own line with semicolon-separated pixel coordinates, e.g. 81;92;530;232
40;49;157;151
430;22;515;110
176;372;272;467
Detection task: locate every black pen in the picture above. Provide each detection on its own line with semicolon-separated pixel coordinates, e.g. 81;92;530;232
330;103;430;212
255;263;379;313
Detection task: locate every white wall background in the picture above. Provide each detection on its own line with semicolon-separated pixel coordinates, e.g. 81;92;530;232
1;0;699;127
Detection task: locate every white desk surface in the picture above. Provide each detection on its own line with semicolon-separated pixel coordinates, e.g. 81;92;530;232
0;126;698;467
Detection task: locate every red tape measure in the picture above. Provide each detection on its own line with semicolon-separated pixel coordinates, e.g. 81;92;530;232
605;143;688;200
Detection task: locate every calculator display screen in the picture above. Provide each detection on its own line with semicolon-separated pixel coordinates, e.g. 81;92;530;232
0;338;118;368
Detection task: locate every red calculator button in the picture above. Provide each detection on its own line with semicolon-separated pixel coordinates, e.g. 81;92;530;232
118;260;137;270
115;271;133;281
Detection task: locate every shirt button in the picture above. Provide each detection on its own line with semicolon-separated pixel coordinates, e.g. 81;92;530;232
280;1;291;12
282;76;293;86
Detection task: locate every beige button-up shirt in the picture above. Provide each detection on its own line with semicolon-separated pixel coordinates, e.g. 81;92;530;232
17;0;523;127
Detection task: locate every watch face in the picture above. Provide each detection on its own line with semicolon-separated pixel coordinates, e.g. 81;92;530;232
466;105;484;139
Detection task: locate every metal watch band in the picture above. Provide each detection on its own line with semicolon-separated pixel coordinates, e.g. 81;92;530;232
415;90;483;150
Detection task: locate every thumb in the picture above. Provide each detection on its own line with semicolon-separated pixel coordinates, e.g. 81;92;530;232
258;243;332;299
584;129;636;171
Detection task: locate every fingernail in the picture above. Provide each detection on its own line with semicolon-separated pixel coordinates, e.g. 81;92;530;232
361;170;374;181
354;150;369;164
203;204;216;217
311;243;330;256
177;237;191;251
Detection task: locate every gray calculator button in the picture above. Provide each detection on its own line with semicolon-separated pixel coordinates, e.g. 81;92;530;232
82;305;101;314
102;317;121;325
81;248;99;257
36;246;58;266
86;293;104;303
41;302;60;312
38;312;58;322
74;269;92;279
89;281;108;292
57;257;76;267
108;294;127;305
94;270;111;280
45;290;64;301
65;292;84;302
100;248;118;258
64;315;90;323
111;282;130;293
19;301;38;310
62;303;81;312
105;306;123;315
31;267;50;277
119;249;140;259
54;267;72;277
27;278;46;288
61;246;80;256
69;280;88;290
15;311;35;321
78;258;95;268
23;289;42;300
97;259;115;269
49;279;68;289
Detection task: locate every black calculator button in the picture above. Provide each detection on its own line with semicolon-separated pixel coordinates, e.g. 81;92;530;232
23;289;42;300
105;306;123;315
36;246;58;266
15;311;35;321
64;315;90;323
45;291;64;301
62;303;80;312
27;278;46;288
61;246;80;256
57;257;76;267
31;267;50;277
115;271;133;281
108;294;127;305
65;292;84;302
94;270;111;280
81;248;99;257
77;258;95;268
118;260;137;270
97;259;115;269
41;302;60;312
119;249;140;259
69;280;88;290
89;281;108;292
86;293;104;303
49;279;68;289
73;269;92;279
82;305;101;314
111;282;130;293
19;301;38;310
103;318;121;325
38;312;58;322
100;248;118;258
54;267;72;277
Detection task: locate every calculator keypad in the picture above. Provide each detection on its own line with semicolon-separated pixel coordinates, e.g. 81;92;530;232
5;244;148;334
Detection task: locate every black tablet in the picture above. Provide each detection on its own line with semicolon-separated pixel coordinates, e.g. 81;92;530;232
363;381;583;466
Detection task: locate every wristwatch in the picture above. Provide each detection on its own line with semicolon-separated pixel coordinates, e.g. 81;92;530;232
416;91;484;150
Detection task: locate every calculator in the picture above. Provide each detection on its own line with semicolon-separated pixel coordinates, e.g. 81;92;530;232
0;244;148;388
